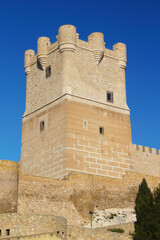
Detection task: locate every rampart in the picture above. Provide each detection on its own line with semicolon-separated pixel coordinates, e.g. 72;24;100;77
17;171;160;226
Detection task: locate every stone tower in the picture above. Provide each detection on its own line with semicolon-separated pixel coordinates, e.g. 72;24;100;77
20;24;132;179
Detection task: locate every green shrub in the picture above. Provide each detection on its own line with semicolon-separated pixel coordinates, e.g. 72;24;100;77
107;228;124;233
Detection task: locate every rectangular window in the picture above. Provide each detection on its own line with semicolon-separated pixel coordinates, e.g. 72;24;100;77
46;65;51;78
6;229;10;236
99;127;104;135
40;121;45;132
107;91;113;103
0;230;1;236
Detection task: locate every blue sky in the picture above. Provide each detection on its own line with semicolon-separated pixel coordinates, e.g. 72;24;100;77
0;0;160;162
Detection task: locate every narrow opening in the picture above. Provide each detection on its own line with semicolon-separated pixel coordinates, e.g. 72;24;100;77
46;65;51;78
83;120;88;128
0;230;1;236
99;127;104;135
107;91;113;103
57;231;59;234
40;121;45;132
6;229;10;236
62;232;64;235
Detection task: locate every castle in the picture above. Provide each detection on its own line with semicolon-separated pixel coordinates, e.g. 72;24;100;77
1;25;160;240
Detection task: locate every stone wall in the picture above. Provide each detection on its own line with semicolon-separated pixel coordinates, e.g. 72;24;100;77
0;214;67;239
21;100;67;179
66;100;132;178
68;225;132;240
17;171;160;226
0;160;18;213
2;233;62;240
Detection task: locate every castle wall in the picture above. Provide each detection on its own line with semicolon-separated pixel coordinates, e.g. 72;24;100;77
21;100;67;179
0;214;67;239
66;100;132;178
0;160;18;213
17;171;160;226
131;144;160;177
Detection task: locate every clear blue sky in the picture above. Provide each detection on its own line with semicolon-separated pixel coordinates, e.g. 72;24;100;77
0;0;160;162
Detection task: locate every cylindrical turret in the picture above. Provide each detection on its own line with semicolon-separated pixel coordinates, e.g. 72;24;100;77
113;43;127;69
58;25;77;53
37;37;50;70
24;49;35;75
88;32;105;64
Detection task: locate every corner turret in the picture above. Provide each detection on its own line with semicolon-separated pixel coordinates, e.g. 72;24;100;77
113;42;127;69
88;32;105;64
37;37;51;70
58;24;77;53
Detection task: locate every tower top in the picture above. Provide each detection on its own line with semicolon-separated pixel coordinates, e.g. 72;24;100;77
24;25;128;116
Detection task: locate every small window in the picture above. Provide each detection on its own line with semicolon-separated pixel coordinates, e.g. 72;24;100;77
107;91;113;103
57;231;59;234
83;120;88;129
6;229;10;236
46;66;51;78
99;127;104;135
0;230;1;236
40;121;45;132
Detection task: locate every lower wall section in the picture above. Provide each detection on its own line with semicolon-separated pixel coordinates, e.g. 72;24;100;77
1;233;62;240
17;171;160;226
0;214;67;239
68;225;132;240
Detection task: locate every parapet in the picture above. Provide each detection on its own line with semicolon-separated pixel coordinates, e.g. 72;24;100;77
132;144;160;156
24;24;128;73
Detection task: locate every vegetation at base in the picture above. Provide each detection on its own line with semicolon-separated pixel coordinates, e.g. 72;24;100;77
107;228;124;233
133;179;160;240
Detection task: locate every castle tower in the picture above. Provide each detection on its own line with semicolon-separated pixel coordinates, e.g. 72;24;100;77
20;25;132;179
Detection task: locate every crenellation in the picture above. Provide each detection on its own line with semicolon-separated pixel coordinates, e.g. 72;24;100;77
133;144;160;156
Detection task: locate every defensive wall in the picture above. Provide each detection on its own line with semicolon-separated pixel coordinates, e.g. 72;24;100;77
1;156;160;224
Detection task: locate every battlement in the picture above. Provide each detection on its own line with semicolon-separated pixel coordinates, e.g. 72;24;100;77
132;144;160;156
24;24;127;75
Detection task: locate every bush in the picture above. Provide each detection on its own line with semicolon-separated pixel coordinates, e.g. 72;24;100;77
107;228;124;233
